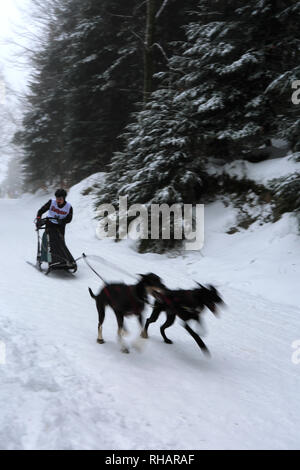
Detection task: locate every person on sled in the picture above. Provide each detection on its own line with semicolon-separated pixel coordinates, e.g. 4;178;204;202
35;189;76;271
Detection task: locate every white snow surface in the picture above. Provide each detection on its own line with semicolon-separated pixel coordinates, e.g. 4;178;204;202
0;174;299;450
207;154;300;186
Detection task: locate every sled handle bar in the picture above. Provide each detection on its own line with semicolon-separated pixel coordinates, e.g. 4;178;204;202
42;217;59;221
35;217;60;229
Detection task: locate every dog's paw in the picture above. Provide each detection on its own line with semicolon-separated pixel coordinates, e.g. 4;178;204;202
202;346;211;358
121;347;130;354
132;336;146;352
140;330;148;339
97;339;105;344
164;339;173;344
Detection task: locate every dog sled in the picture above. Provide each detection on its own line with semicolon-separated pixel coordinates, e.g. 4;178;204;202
27;217;77;275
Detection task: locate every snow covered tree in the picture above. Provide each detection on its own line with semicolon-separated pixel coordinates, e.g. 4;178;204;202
0;70;18;159
1;156;24;198
164;0;300;160
262;1;300;151
0;70;23;197
96;0;300;251
19;0;81;190
62;0;199;181
62;0;145;183
95;54;208;251
18;0;200;190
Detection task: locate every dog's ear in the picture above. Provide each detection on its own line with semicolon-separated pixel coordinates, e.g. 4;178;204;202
208;284;216;292
208;285;221;297
196;282;205;289
138;273;153;283
139;272;158;280
208;284;225;304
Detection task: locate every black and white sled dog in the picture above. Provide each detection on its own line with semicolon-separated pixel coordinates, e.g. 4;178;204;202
141;284;224;356
88;273;166;353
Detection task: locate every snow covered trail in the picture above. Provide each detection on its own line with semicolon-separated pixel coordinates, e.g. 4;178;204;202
0;192;299;450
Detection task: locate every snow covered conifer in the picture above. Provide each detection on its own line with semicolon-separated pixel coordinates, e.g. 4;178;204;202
97;0;300;251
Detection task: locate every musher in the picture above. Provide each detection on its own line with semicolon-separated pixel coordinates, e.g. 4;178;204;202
35;189;75;270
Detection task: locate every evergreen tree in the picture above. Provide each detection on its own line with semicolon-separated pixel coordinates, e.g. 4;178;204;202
0;70;22;197
19;0;143;189
18;0;200;190
63;0;145;182
0;70;18;158
166;0;300;160
61;0;199;181
97;0;300;251
20;0;81;190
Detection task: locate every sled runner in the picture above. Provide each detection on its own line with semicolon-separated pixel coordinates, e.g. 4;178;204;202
30;217;77;275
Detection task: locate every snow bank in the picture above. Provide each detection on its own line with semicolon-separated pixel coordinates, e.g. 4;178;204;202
208;154;300;186
195;201;300;308
0;168;299;450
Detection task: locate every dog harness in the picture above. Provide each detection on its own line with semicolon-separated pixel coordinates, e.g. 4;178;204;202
104;285;143;314
156;291;195;314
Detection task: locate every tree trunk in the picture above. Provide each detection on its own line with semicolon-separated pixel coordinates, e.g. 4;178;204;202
144;0;156;103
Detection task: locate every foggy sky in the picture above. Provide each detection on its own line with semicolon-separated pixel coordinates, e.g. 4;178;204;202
0;0;32;93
